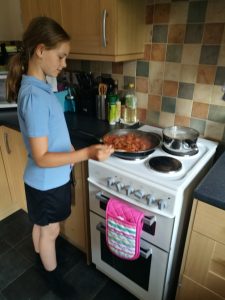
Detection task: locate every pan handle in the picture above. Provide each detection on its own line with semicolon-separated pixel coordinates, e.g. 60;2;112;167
76;130;103;143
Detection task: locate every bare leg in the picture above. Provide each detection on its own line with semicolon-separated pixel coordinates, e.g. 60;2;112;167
39;222;60;271
32;224;41;253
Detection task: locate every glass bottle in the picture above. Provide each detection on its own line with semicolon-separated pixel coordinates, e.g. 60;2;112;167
124;83;137;124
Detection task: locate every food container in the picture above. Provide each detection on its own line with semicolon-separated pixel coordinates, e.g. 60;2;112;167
162;126;199;156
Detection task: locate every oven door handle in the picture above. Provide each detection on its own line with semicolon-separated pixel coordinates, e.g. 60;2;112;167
96;191;156;227
96;222;152;260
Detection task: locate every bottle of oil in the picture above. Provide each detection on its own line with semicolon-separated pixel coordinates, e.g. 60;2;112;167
124;83;137;124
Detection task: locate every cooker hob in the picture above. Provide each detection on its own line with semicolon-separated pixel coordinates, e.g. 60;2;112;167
149;156;182;173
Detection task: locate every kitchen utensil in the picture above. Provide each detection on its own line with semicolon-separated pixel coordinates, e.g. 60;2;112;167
98;83;107;95
162;126;199;156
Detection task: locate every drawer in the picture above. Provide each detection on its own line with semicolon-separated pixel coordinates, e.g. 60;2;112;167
193;201;225;244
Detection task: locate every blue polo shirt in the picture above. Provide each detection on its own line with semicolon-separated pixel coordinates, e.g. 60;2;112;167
18;75;72;191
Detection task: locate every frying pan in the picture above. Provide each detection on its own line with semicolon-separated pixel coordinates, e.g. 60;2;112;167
78;129;161;160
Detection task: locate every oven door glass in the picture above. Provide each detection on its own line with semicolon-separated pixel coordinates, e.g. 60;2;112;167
100;227;151;290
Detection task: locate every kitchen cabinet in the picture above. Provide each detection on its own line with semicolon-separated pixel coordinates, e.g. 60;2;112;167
20;0;145;62
0;126;27;220
20;0;62;29
60;161;91;262
176;199;225;300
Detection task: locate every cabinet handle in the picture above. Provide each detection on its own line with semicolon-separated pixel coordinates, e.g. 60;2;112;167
102;9;107;47
4;132;11;154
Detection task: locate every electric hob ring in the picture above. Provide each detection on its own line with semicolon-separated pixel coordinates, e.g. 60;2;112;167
149;156;182;173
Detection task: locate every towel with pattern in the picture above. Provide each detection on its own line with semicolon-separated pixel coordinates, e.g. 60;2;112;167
106;198;144;260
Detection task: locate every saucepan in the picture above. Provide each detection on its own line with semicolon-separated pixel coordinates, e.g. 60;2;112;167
77;129;161;160
162;126;199;156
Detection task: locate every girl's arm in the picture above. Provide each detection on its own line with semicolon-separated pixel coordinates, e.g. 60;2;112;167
29;136;114;168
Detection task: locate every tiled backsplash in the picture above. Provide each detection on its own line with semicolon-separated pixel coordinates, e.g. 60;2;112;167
67;0;225;142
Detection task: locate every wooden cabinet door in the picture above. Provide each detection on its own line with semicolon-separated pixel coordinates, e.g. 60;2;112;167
0;145;14;220
61;0;145;61
20;0;62;29
1;127;27;212
60;162;89;255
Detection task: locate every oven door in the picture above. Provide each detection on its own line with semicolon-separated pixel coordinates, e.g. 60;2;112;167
90;212;169;300
88;181;174;252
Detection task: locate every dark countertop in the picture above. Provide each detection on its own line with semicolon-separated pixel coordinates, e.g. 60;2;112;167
0;108;140;149
194;151;225;210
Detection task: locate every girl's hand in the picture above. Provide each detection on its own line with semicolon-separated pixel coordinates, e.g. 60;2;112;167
88;144;114;161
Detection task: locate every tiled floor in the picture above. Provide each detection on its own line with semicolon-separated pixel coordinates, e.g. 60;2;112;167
0;210;138;300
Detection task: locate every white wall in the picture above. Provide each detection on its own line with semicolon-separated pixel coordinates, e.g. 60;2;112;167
0;0;23;40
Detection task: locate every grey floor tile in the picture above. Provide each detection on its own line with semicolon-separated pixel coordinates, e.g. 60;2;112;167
0;248;32;290
65;261;108;300
94;280;138;300
0;239;12;258
2;266;48;300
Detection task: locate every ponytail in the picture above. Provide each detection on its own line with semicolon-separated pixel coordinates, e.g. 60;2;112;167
6;50;28;102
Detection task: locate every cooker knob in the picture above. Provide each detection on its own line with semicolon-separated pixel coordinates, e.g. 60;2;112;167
158;199;167;210
124;185;134;196
134;189;145;200
115;181;124;192
107;177;115;187
146;194;156;206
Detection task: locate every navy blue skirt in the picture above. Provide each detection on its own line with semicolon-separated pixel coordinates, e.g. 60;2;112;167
24;181;71;226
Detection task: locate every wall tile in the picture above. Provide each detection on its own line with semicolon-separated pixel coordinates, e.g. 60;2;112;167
162;96;176;113
149;61;164;79
136;92;148;109
168;24;186;43
178;82;195;99
182;45;201;64
159;111;175;128
148;95;162;111
203;23;224;44
169;2;188;24
101;62;112;74
197;65;216;84
153;3;171;24
214;66;225;86
149;78;163;95
211;85;225;106
206;1;225;23
163;80;178;97
166;44;183;62
208;104;225;123
184;24;204;44
112;62;123;74
190;118;206;135
136;77;149;93
152;25;168;43
192;102;209;119
123;61;136;76
174;115;190;127
151;44;166;61
137;108;147;123
164;62;181;81
218;44;225;66
146;5;154;24
136;61;149;77
147;111;160;126
199;45;220;65
145;24;153;43
193;84;212;103
187;1;207;23
180;64;198;83
205;121;225;141
144;44;152;60
176;98;193;117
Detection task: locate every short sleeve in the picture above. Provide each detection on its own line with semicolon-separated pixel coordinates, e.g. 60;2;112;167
21;89;50;137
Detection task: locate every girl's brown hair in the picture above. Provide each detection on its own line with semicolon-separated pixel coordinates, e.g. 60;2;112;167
6;16;70;102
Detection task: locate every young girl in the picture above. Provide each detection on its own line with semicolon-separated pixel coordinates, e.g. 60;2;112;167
6;16;114;297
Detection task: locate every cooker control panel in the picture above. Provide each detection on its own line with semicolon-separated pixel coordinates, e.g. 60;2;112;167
88;159;177;217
